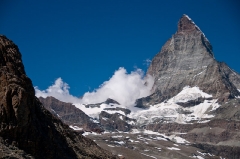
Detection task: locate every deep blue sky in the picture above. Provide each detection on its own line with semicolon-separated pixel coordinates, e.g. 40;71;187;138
1;0;240;97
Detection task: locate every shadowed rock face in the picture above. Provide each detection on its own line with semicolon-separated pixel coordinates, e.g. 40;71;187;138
136;15;240;107
99;111;136;132
39;96;104;133
0;35;117;159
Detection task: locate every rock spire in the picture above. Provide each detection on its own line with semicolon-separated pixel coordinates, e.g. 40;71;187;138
178;14;200;33
136;15;240;107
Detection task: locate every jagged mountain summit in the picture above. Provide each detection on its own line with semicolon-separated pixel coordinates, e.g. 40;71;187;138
137;14;240;107
0;35;117;159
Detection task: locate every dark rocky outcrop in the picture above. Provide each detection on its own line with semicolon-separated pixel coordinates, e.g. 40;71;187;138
0;35;117;159
85;98;120;108
39;96;103;133
214;98;240;121
104;98;120;105
136;14;240;107
99;111;136;132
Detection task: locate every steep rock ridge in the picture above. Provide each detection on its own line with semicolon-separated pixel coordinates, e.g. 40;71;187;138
138;14;240;107
39;96;103;133
219;62;240;90
0;35;117;159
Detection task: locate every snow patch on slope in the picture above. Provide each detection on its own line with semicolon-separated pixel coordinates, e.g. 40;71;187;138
69;125;83;131
75;102;142;119
170;86;212;103
140;153;157;159
237;89;240;98
193;69;206;78
167;147;180;150
140;129;189;144
75;103;119;119
130;86;219;125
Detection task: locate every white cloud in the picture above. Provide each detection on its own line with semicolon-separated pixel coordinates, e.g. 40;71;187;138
35;67;154;107
81;67;154;106
35;78;81;104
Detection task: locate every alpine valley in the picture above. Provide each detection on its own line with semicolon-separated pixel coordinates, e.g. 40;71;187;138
1;15;240;159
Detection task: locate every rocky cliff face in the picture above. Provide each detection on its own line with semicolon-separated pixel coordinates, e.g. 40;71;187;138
39;96;104;133
99;111;136;132
137;14;240;107
0;35;117;159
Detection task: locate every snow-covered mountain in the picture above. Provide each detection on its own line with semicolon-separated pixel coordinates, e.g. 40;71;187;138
66;14;240;128
38;14;240;159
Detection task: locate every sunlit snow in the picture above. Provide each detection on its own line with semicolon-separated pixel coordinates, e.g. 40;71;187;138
193;156;205;159
82;131;99;136
130;86;219;125
112;135;123;138
167;147;181;150
114;141;125;145
170;86;212;103
69;125;83;131
140;153;157;159
74;103;127;119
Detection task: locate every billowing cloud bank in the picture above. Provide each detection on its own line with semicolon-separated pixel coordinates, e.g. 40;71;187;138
35;67;154;107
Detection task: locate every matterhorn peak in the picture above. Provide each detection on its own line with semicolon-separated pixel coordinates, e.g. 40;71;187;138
177;14;201;33
144;14;240;106
176;14;213;56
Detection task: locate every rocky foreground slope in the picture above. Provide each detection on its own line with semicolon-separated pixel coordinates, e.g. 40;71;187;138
0;35;118;159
